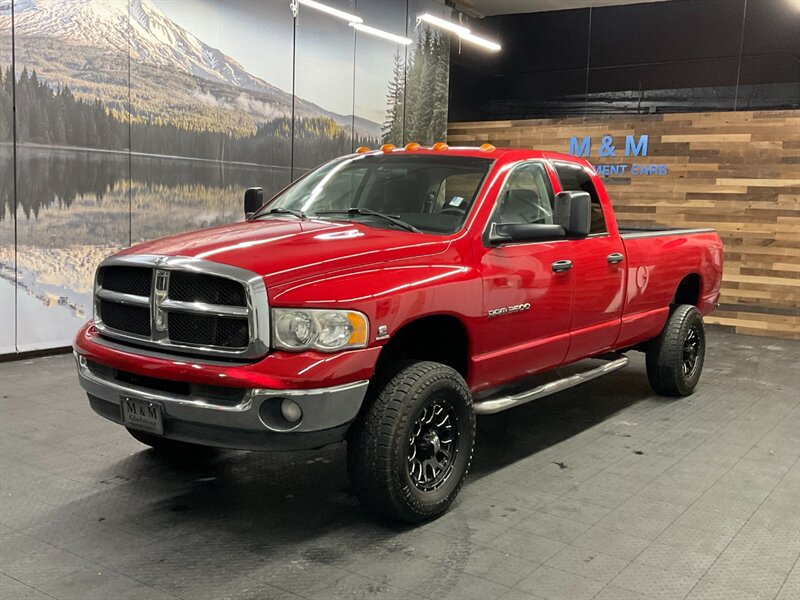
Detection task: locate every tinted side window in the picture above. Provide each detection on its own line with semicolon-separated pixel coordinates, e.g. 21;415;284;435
494;162;555;226
554;163;607;234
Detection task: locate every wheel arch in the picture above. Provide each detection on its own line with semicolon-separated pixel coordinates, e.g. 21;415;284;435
374;314;470;380
673;273;702;307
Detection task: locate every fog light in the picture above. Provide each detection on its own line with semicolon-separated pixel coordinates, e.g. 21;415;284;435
280;399;303;423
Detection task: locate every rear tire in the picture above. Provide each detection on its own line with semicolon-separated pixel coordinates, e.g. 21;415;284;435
126;428;216;458
646;304;706;396
347;361;475;523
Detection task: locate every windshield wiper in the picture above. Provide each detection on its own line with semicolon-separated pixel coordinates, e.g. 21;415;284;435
258;207;307;220
313;207;421;233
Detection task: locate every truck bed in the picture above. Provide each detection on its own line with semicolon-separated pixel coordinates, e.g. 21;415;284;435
618;225;716;239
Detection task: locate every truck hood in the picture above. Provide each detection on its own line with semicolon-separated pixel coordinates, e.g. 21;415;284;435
119;218;450;287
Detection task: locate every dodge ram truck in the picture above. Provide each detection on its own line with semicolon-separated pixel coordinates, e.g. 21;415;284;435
74;144;723;522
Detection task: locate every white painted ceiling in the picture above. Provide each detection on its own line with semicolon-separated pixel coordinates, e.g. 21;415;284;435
454;0;674;17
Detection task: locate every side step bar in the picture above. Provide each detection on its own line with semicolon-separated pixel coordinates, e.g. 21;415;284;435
473;354;630;415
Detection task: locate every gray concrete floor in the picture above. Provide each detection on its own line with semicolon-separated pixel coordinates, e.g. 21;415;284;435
0;328;798;600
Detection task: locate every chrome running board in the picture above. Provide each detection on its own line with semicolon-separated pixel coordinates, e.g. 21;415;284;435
473;354;630;415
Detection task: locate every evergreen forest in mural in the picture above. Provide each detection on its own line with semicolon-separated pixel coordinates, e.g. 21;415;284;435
382;30;450;145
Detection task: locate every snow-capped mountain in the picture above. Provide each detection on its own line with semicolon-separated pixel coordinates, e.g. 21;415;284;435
1;0;381;137
6;0;286;96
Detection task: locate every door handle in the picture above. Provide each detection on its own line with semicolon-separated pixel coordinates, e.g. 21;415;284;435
552;259;573;273
607;253;624;264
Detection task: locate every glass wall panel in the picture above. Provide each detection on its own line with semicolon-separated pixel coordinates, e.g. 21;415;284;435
0;2;14;352
404;0;452;144
13;0;131;351
354;0;407;147
293;0;357;176
130;0;293;244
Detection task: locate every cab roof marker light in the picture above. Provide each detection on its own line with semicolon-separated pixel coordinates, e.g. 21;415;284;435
432;142;449;151
380;143;396;153
405;142;422;151
297;0;362;24
459;31;501;52
355;146;370;153
480;143;497;152
417;13;470;36
350;22;412;45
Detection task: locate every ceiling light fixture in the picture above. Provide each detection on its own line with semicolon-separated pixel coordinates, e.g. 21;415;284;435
417;13;470;36
297;0;362;24
459;31;501;52
416;13;501;53
349;22;412;45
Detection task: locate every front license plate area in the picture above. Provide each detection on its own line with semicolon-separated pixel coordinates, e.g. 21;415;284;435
121;397;164;435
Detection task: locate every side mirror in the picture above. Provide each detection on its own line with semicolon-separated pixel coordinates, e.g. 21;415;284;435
554;191;591;237
244;187;263;218
489;222;566;245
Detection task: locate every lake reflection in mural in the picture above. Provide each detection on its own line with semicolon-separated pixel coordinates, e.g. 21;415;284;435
2;145;289;350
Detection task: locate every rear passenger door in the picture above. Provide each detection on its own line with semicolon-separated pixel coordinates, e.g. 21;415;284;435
553;161;625;362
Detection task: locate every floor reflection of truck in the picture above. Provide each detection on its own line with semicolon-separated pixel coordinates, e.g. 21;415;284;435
74;145;723;522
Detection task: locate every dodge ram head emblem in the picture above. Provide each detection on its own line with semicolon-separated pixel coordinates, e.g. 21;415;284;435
152;256;167;266
152;270;170;332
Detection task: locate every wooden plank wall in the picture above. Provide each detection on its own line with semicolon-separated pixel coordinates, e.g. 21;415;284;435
448;110;800;339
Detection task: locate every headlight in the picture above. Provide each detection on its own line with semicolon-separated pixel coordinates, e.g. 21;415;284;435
272;308;369;352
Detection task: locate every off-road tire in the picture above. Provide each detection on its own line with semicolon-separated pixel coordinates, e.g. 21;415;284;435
646;304;706;396
126;428;215;457
347;361;475;523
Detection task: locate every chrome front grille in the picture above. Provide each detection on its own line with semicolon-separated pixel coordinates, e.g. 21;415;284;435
93;255;269;359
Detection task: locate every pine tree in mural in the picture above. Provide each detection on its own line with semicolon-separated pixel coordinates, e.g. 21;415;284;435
383;27;449;146
0;66;12;143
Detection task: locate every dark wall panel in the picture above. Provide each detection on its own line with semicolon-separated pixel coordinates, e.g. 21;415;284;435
736;0;800;110
449;0;800;120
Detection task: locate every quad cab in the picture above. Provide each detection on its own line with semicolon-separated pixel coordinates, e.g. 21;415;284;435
74;144;723;522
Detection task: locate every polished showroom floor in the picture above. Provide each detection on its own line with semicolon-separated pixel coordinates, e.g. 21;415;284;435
1;329;798;600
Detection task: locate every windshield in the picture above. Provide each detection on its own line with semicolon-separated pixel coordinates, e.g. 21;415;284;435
256;154;493;235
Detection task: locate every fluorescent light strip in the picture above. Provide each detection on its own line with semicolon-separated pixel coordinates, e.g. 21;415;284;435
417;13;470;36
459;31;501;52
298;0;362;24
350;22;412;45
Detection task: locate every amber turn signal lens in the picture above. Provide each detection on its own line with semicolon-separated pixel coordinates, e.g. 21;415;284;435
355;146;370;153
432;142;449;151
380;143;396;153
346;311;368;346
404;142;421;151
479;143;496;152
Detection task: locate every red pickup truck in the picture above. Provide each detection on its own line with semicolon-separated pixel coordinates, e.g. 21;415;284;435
74;145;723;522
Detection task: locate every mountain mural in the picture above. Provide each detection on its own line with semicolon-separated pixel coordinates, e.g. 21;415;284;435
0;0;452;353
0;0;381;138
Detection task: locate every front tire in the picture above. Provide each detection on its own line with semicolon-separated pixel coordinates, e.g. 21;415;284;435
646;304;706;396
347;361;475;523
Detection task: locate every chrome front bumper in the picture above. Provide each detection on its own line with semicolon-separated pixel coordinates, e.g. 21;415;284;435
75;353;369;451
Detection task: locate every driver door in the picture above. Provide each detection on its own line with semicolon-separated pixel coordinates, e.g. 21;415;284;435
473;161;574;390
